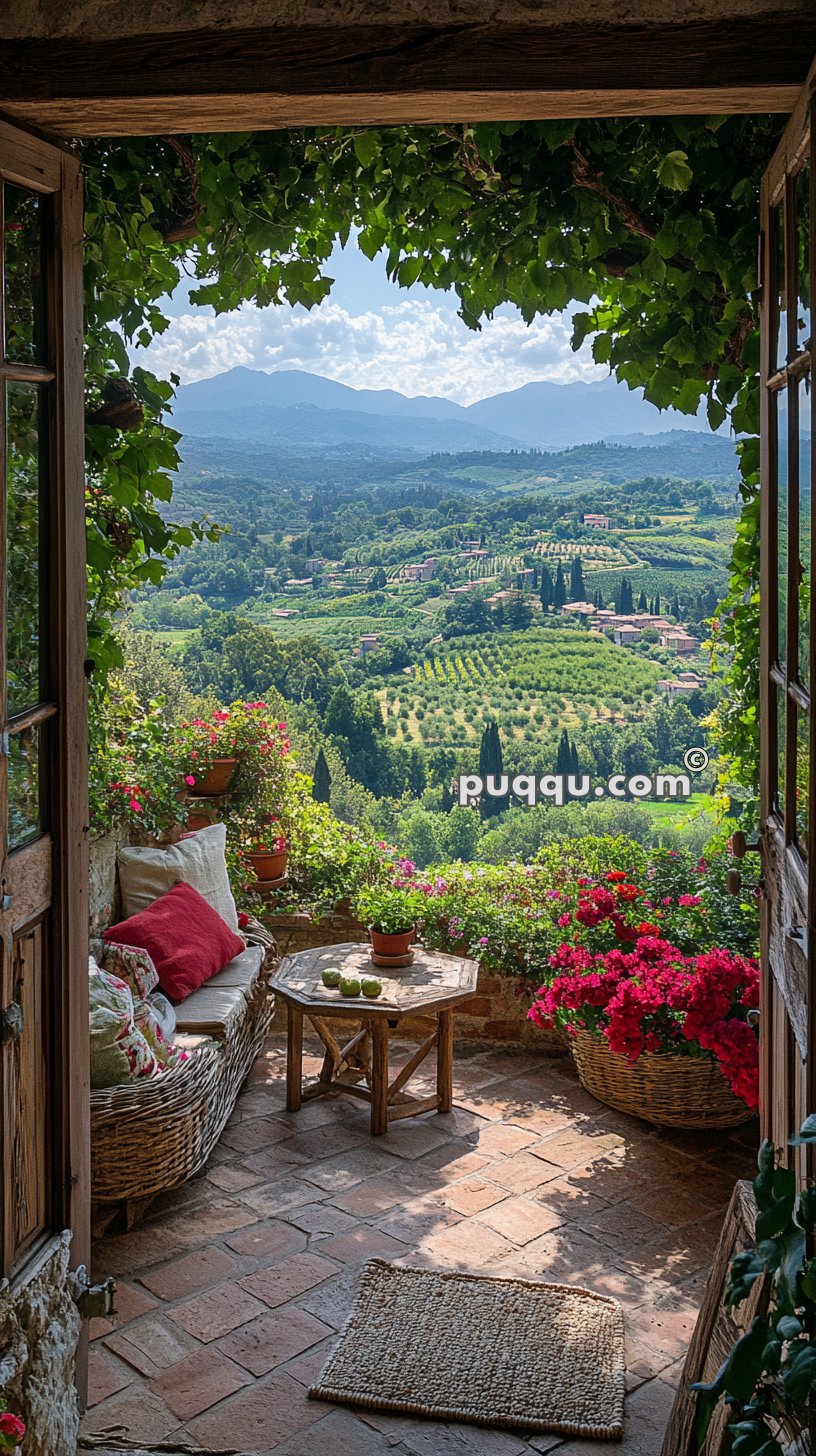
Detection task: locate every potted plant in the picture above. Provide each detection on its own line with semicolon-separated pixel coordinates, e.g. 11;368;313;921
355;881;426;957
181;703;291;798
244;832;288;883
528;929;759;1128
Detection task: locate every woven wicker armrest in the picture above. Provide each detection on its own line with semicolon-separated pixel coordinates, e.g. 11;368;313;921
90;1039;222;1204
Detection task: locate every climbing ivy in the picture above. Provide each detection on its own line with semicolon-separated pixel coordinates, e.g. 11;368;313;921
81;117;782;796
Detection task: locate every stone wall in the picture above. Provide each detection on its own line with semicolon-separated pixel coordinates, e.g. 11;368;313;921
0;1234;82;1456
267;911;565;1053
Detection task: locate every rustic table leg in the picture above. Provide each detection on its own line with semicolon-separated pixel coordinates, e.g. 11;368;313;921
437;1007;453;1114
369;1019;389;1135
286;1003;304;1112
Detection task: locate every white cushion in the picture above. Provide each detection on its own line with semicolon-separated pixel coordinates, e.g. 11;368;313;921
117;823;239;932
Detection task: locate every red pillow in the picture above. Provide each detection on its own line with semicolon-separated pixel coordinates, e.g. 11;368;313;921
104;881;245;1003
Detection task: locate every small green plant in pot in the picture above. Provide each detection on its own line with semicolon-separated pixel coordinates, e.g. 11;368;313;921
694;1115;816;1453
355;882;426;957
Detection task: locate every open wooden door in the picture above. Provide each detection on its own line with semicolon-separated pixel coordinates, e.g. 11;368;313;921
758;64;814;1179
662;60;815;1456
0;118;89;1396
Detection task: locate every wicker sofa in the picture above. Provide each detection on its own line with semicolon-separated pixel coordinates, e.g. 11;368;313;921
89;833;276;1229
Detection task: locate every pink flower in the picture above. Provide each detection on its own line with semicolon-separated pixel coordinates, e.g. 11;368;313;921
129;798;143;814
184;774;196;787
0;1413;26;1442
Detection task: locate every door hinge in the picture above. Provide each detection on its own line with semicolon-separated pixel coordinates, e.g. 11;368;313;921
789;923;809;956
72;1266;117;1321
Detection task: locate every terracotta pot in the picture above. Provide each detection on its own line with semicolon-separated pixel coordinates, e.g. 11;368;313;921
369;926;414;957
245;848;287;881
186;811;215;832
192;757;239;796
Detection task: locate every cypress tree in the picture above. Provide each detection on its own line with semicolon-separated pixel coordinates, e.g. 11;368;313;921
312;747;332;803
654;590;661;616
671;589;681;619
616;576;633;614
478;720;505;818
554;562;567;608
569;555;586;601
540;568;553;613
556;728;572;776
638;590;648;611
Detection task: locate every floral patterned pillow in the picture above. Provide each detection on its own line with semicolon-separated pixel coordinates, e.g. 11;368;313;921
133;998;188;1071
89;963;158;1088
99;940;160;1000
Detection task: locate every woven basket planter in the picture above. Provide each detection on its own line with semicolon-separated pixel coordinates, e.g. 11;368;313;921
570;1028;753;1130
90;1040;222;1204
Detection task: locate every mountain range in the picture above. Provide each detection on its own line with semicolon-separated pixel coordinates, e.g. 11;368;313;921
171;366;727;458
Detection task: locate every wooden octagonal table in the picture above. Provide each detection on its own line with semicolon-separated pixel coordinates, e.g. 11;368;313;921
270;942;479;1135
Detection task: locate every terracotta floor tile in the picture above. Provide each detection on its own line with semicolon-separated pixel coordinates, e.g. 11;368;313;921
477;1195;564;1244
148;1347;250;1419
316;1225;409;1264
530;1127;625;1171
187;1369;327;1453
375;1198;463;1244
105;1314;198;1376
237;1176;326;1219
240;1251;338;1308
328;1174;413;1217
437;1177;508;1217
486;1151;562;1194
269;1406;397;1453
225;1218;308;1261
139;1244;240;1301
280;1202;359;1237
421;1218;516;1268
219;1305;332;1376
281;1334;338;1388
419;1146;493;1180
167;1281;269;1343
161;1196;260;1245
87;1346;134;1406
204;1162;266;1193
380;1119;455;1159
627;1184;709;1228
241;1143;311;1177
78;1387;179;1444
109;1280;159;1325
219;1115;296;1154
296;1266;362;1331
583;1202;665;1253
298;1146;403;1193
474;1122;540;1156
276;1121;371;1164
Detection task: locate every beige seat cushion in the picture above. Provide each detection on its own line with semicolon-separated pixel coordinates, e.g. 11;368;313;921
175;945;267;1041
117;824;239;932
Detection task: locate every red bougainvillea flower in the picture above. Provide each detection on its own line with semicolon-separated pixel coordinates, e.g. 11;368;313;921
0;1411;26;1444
606;870;629;882
527;932;759;1110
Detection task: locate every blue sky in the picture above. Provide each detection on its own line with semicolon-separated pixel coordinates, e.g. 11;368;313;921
139;238;605;405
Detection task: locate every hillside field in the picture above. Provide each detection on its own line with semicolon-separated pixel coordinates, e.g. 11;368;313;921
376;625;664;749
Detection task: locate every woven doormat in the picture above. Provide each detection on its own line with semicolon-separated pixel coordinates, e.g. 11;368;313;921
309;1260;625;1439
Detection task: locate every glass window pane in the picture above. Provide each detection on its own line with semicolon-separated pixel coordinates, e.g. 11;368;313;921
799;373;812;689
8;727;42;850
774;202;787;370
795;707;810;856
778;386;789;665
7;382;43;715
3;183;43;365
796;163;811;352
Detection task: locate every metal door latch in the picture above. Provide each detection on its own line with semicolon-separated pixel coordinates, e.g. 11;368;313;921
72;1267;117;1320
0;1002;23;1046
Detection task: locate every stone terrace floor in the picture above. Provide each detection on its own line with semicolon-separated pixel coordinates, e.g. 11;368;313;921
81;1032;757;1456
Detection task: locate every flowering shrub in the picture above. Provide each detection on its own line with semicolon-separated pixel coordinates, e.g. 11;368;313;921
528;935;759;1108
89;691;188;837
0;1396;25;1450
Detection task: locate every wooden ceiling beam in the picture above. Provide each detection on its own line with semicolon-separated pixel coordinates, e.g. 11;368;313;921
0;16;813;135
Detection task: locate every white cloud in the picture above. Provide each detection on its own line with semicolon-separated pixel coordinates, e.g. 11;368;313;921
137;295;606;405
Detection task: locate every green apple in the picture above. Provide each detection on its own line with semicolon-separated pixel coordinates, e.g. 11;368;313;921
321;968;342;988
339;976;361;998
361;977;383;999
